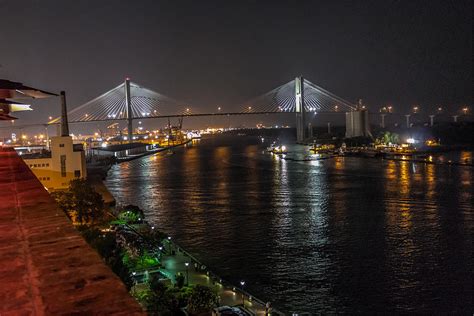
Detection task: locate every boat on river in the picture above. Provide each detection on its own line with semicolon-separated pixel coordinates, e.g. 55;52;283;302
267;142;288;154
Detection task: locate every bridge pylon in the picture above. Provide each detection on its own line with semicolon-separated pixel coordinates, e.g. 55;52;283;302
125;78;133;143
295;76;306;143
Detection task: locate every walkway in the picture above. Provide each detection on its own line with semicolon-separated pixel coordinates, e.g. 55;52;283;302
159;241;277;315
0;148;143;315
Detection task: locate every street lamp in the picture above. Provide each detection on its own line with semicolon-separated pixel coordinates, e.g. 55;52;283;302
185;262;189;286
167;236;172;254
240;281;245;306
413;106;419;113
462;107;469;115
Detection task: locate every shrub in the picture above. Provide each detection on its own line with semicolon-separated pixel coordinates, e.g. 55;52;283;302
187;285;219;314
175;273;185;289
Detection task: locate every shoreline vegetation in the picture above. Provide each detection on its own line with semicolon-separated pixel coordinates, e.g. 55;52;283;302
52;178;278;316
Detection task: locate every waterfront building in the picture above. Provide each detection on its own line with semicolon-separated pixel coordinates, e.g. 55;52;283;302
22;91;87;190
22;135;87;190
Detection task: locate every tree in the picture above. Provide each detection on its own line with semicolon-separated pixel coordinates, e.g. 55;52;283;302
52;179;104;225
376;131;400;145
51;190;74;220
68;179;104;225
187;285;219;314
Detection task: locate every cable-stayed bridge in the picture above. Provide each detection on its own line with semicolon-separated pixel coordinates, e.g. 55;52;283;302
50;77;365;142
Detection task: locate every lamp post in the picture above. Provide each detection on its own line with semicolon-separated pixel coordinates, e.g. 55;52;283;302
240;281;245;306
185;262;189;286
167;236;172;254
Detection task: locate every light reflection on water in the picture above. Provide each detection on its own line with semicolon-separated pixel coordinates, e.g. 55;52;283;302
106;136;473;313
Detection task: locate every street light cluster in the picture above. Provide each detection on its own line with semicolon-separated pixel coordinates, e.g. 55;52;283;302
378;105;470;115
380;106;393;113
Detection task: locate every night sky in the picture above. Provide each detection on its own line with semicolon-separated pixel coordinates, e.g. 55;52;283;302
0;0;471;131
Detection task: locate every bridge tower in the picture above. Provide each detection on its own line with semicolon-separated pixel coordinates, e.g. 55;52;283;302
125;78;133;143
295;76;306;143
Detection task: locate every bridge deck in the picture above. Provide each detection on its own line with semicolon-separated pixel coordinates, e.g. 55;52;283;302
0;148;143;315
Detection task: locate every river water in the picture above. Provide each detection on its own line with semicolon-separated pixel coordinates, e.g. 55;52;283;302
105;136;473;314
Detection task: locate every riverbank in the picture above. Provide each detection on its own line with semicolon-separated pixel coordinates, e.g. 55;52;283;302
159;238;279;315
115;139;192;163
93;205;281;315
86;143;281;314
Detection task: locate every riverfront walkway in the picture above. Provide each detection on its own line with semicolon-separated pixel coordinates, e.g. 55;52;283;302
159;241;276;315
0;148;143;314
